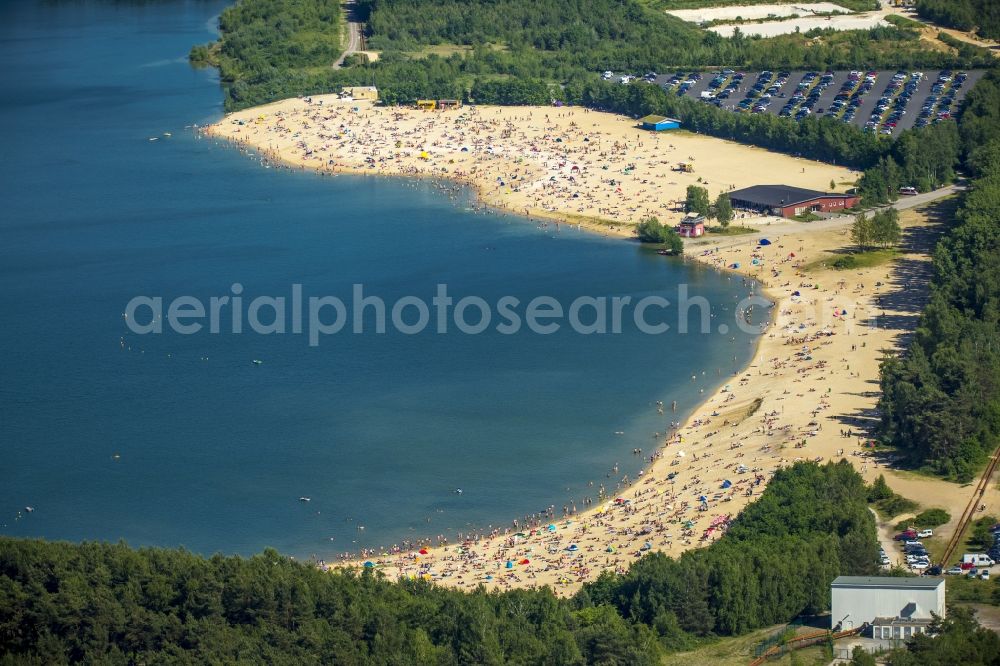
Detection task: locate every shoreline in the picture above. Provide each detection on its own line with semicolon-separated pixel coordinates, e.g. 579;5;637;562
203;97;943;594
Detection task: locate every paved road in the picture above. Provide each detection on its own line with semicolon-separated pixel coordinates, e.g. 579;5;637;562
333;0;361;69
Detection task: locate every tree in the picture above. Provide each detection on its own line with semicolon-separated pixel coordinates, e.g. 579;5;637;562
871;209;901;248
850;212;874;251
636;217;683;254
850;645;877;665
714;192;733;227
685;185;710;217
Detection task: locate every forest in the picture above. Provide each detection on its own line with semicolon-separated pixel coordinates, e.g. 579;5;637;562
194;0;994;112
0;461;879;663
877;71;1000;481
916;0;1000;41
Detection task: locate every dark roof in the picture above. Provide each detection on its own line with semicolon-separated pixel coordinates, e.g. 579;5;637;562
832;576;944;589
729;184;852;208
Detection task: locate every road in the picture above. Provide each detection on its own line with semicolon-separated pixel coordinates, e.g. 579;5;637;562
333;0;361;69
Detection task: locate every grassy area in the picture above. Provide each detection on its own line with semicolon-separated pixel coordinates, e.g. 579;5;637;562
946;574;999;605
895;508;951;531
803;249;899;272
662;625;831;666
558;212;630;230
873;494;919;520
405;43;509;59
792;211;822;223
885;14;925;31
707;225;759;235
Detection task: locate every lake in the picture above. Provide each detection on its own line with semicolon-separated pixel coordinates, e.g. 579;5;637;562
0;0;758;558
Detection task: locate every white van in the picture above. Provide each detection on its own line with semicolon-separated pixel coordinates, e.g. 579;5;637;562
963;553;995;567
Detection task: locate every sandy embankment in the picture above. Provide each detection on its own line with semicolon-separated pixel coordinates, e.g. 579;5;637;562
204;99;990;593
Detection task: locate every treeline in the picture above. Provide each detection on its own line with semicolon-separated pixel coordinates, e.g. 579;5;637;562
197;0;992;112
917;0;1000;41
855;121;962;204
878;72;1000;481
0;462;876;663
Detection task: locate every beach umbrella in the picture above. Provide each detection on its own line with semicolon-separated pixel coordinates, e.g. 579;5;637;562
792;290;801;296
515;532;527;537
721;480;732;489
363;561;374;568
699;495;708;502
677;450;685;457
567;544;579;552
547;524;556;532
485;575;493;581
419;548;428;555
606;546;616;553
730;262;740;269
519;558;530;565
505;560;514;569
759;238;772;245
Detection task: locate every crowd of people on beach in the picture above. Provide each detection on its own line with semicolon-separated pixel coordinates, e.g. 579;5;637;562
208;97;889;594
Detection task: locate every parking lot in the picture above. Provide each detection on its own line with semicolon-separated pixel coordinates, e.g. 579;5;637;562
607;69;985;136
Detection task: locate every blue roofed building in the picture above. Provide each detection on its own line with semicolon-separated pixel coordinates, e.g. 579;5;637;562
639;115;681;131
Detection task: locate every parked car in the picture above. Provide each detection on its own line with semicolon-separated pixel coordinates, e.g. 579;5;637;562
895;530;917;541
946;566;964;575
983;570;991;580
925;565;943;576
917;528;933;538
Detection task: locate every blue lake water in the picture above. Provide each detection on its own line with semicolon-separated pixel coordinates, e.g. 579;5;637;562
0;0;758;558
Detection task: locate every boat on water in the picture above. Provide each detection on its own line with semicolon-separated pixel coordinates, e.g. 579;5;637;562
252;359;263;365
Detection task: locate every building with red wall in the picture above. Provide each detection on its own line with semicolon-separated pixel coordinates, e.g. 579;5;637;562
729;185;859;218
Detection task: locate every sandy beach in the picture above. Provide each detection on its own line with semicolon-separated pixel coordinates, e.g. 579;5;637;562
206;96;855;237
205;98;996;593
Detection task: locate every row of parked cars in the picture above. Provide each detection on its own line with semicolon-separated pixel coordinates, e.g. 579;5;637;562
780;71;837;120
865;71;923;135
914;70;968;129
736;71;791;113
891;525;1000;578
828;70;878;124
891;527;935;571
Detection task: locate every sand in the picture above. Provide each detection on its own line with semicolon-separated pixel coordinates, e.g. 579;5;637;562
668;3;851;24
206;97;855;238
204;100;992;593
708;14;888;37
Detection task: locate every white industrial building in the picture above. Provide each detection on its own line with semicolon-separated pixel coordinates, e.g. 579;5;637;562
831;576;945;639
